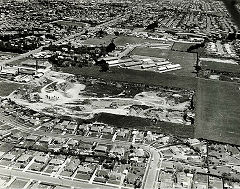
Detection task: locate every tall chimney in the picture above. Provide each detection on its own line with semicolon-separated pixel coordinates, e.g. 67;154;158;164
36;59;38;71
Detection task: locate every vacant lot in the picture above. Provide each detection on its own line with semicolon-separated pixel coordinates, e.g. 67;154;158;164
195;79;240;145
130;47;197;77
0;81;23;96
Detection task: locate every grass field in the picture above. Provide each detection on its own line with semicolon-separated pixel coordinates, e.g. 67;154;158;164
171;42;197;52
195;79;240;145
114;36;173;47
60;65;240;145
83;35;173;47
0;81;23;96
82;35;116;46
201;60;240;74
130;47;197;77
60;66;198;90
61;66;240;145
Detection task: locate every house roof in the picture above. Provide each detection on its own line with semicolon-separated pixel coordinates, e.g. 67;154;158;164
109;171;122;180
30;162;44;171
17;154;31;162
117;131;126;137
78;165;93;173
110;147;125;155
49;158;64;165
53;137;65;144
79;124;89;130
95;145;108;152
35;155;49;163
0;130;11;136
102;127;113;133
39;136;52;143
97;169;110;177
67;138;78;146
90;126;100;132
26;135;39;141
134;148;145;157
61;121;70;126
126;173;139;184
3;153;15;160
85;157;99;163
11;133;23;139
54;124;65;130
66;124;77;130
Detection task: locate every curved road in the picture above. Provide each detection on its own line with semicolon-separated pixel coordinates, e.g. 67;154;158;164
0;110;161;189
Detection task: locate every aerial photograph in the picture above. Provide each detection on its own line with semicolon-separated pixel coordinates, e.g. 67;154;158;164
0;0;240;188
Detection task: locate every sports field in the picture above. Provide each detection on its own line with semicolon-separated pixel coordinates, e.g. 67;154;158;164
195;79;240;145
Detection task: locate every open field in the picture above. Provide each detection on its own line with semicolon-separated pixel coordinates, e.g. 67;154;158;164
172;42;198;52
195;79;240;145
83;35;173;47
129;47;197;77
114;36;173;47
201;60;240;73
60;66;198;90
0;81;23;96
61;66;240;145
82;35;116;46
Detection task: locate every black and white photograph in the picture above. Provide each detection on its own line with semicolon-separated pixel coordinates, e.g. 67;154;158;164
0;0;240;188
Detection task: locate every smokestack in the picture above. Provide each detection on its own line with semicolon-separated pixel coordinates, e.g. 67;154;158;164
36;59;38;71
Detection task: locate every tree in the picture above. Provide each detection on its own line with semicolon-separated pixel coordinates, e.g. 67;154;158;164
100;61;109;72
96;29;107;38
184;169;190;174
106;40;116;53
114;31;120;36
146;21;158;30
96;59;109;72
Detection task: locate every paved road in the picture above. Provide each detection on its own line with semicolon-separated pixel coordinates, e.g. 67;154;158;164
0;111;161;189
0;14;161;189
143;148;161;189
